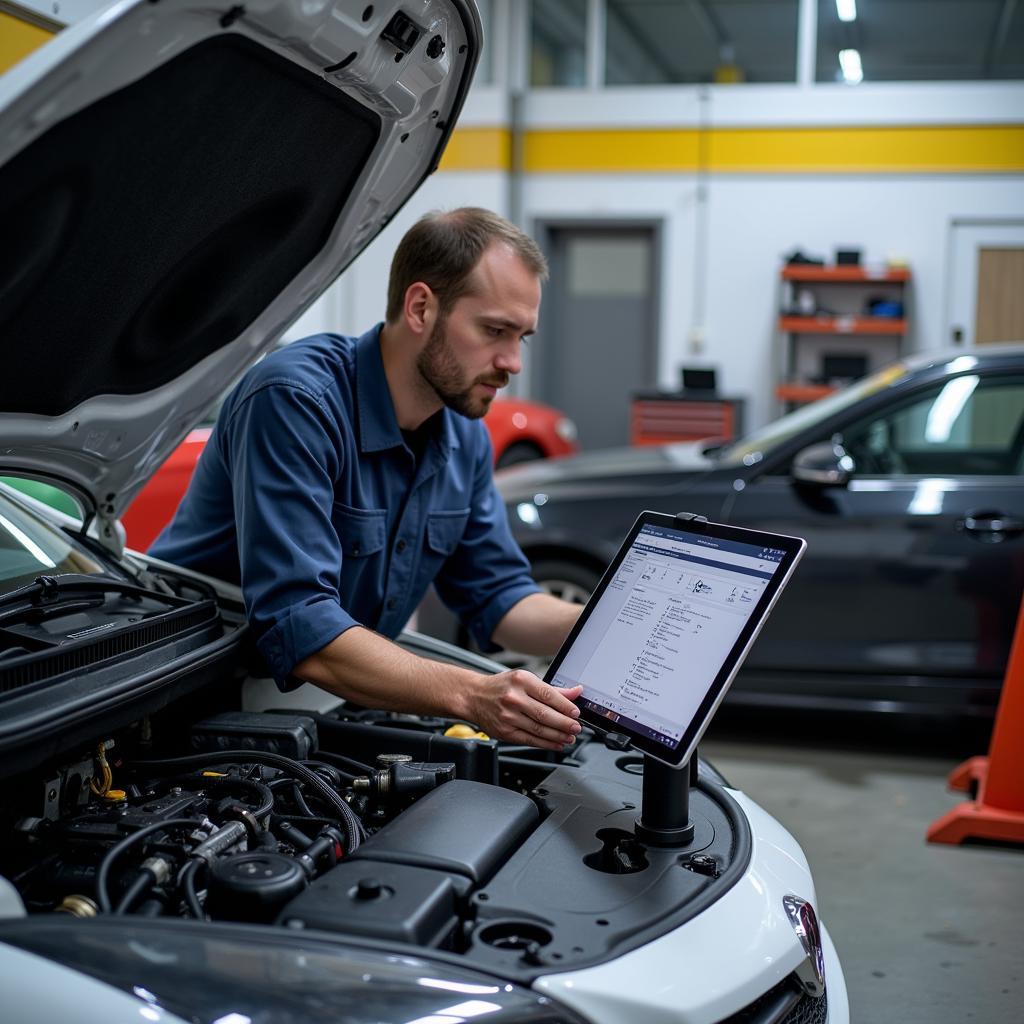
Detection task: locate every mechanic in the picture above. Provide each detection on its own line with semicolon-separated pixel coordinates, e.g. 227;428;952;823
151;208;584;750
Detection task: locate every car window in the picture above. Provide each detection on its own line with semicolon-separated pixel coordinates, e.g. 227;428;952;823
841;374;1024;477
717;361;911;467
0;490;105;590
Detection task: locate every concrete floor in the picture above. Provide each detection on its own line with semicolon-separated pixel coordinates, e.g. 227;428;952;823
702;714;1023;1024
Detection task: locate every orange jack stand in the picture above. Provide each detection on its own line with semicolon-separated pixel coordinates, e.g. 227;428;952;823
927;595;1024;846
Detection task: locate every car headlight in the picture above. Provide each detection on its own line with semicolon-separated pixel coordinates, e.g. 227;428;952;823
554;418;578;443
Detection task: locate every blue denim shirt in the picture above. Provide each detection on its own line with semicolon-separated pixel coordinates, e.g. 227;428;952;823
150;327;539;684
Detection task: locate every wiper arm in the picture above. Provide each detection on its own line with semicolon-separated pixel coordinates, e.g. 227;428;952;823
0;573;159;616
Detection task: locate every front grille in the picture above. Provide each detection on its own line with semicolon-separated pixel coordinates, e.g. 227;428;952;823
721;976;828;1024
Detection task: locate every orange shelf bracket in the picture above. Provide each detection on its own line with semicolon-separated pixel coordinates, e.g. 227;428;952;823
927;595;1024;847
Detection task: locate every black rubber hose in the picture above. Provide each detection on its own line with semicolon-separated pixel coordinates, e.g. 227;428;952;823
133;752;363;851
310;749;375;775
113;868;157;915
180;858;205;919
195;774;274;820
96;818;205;915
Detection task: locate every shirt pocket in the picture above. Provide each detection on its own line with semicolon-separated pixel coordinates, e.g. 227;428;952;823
332;503;387;558
426;508;471;558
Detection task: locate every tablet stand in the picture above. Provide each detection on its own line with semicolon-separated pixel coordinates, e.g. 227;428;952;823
634;753;697;847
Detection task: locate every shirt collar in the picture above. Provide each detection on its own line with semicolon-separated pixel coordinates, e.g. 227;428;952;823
354;323;460;457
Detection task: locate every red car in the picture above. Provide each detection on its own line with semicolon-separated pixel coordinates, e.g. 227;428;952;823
122;397;578;550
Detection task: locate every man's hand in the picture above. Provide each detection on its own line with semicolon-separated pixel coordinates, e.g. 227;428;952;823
465;671;583;750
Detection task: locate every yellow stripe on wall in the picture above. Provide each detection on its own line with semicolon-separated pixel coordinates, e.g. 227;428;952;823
437;127;512;172
0;10;55;76
438;124;1024;174
709;124;1024;173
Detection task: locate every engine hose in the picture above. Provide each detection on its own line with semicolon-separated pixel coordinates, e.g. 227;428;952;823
96;818;206;915
133;752;363;852
180;858;205;919
192;774;274;820
113;868;156;915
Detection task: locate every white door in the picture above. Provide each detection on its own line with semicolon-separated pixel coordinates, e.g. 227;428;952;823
947;220;1024;347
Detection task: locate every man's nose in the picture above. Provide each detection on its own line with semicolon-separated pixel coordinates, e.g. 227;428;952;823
494;340;522;376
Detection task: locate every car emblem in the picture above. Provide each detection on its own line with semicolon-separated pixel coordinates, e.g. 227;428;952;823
784;894;826;997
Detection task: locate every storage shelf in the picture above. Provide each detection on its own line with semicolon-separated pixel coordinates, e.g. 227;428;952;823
781;265;911;284
775;383;836;405
778;315;906;336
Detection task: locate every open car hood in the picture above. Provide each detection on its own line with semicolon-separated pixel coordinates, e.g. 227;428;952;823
0;0;479;534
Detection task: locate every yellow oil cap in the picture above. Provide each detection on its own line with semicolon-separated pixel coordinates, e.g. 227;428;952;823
444;723;490;740
102;789;127;802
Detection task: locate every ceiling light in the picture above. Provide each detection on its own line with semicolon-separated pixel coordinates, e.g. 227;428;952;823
838;48;863;84
836;0;857;22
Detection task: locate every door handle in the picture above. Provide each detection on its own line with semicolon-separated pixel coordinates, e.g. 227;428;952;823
957;512;1024;539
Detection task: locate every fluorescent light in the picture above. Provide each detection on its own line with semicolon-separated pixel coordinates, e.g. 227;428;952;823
839;48;863;84
836;0;857;22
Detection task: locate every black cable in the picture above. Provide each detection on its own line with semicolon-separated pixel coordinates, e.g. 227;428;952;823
180;858;205;919
95;818;205;914
113;868;156;915
309;749;375;775
133;751;363;851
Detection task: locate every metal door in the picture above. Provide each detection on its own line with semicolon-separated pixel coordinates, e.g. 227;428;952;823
534;224;659;451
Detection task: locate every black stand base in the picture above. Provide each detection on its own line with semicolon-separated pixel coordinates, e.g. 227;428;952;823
634;753;697;847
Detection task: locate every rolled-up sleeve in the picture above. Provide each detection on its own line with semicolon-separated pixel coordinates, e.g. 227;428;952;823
432;432;540;652
222;382;357;683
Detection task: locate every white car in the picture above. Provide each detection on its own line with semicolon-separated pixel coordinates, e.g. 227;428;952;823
0;2;848;1021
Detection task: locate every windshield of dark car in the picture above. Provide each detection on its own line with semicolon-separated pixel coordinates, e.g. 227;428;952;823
715;361;912;466
0;490;106;590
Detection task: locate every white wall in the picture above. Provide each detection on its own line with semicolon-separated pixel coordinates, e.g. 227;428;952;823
289;80;1024;434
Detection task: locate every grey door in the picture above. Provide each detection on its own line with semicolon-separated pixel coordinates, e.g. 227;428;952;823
535;225;658;450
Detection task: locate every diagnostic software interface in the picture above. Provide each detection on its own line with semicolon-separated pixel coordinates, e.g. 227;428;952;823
550;523;787;749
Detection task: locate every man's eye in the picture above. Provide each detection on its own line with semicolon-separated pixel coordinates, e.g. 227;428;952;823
486;326;503;337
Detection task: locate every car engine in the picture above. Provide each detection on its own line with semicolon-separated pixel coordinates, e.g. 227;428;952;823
0;702;749;977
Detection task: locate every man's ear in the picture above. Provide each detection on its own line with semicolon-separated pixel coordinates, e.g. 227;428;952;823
403;282;437;339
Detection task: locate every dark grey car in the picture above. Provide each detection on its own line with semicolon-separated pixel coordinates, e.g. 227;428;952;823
495;347;1024;720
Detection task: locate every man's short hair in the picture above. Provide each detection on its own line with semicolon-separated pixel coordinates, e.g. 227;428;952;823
386;207;548;323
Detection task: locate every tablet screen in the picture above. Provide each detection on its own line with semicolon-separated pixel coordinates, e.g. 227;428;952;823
545;512;804;766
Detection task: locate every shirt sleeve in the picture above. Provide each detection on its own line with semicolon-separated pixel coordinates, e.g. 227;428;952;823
431;429;540;652
221;381;358;685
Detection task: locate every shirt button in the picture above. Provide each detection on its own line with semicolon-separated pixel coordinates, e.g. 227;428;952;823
386;598;397;611
396;539;407;553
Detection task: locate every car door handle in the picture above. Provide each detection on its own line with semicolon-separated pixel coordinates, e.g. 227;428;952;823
957;513;1024;538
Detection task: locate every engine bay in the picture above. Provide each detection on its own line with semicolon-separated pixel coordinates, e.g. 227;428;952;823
0;703;749;980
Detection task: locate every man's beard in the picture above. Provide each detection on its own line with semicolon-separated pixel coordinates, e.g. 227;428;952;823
416;315;508;419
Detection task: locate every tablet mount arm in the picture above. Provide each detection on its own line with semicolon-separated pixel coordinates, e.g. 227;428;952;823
631;511;709;847
635;754;697;846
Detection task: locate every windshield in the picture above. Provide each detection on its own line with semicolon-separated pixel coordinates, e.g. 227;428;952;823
716;362;912;467
0;490;105;591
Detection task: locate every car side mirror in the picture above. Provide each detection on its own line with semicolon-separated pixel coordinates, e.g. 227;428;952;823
792;438;855;487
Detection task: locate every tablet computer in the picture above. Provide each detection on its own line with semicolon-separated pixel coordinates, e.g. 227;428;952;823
545;511;805;768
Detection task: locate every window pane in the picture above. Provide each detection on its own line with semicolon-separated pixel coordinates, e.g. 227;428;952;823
816;0;1024;83
477;0;495;84
531;0;588;86
567;236;651;297
606;0;799;85
843;377;1024;476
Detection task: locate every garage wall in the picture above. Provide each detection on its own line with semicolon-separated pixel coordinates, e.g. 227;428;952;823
299;79;1024;432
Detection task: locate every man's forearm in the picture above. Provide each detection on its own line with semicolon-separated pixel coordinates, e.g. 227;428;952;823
293;626;478;719
491;592;584;656
292;624;583;750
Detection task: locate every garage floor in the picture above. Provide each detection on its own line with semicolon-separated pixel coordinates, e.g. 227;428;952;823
702;713;1023;1024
